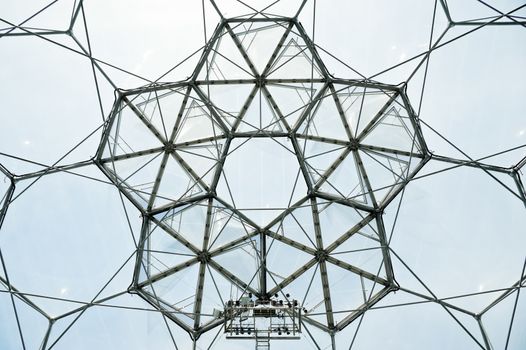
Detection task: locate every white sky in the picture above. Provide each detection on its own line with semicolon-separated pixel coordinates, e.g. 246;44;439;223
0;1;525;349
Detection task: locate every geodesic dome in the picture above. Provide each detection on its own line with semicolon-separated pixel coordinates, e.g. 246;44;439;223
1;1;525;350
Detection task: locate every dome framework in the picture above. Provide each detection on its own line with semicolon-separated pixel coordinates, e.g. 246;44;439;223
0;1;525;349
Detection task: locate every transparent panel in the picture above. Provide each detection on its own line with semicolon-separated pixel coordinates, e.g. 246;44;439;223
2;2;525;349
0;167;139;317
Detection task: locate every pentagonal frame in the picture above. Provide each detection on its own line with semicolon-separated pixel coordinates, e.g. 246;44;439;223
95;82;225;214
293;79;430;211
131;195;263;337
88;10;434;343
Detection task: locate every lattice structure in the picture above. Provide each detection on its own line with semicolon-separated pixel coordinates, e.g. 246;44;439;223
1;1;525;350
93;17;428;341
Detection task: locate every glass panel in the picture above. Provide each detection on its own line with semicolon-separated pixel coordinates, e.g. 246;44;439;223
2;2;525;348
217;137;307;227
0;167;139;316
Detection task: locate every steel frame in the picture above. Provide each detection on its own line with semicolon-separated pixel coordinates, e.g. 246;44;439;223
0;1;525;349
88;16;434;340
